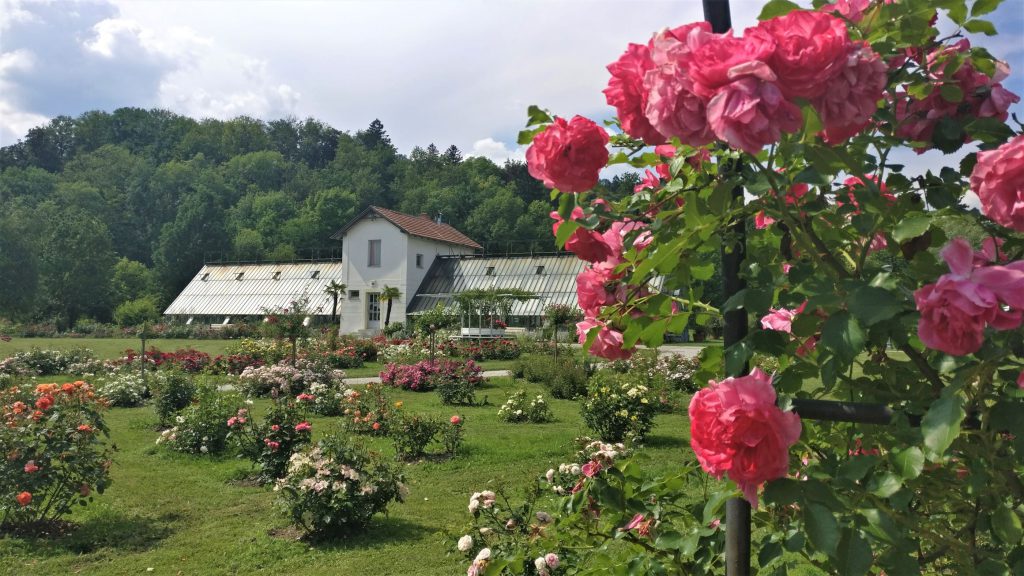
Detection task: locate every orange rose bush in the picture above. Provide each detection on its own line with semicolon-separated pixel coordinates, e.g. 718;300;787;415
1;381;112;530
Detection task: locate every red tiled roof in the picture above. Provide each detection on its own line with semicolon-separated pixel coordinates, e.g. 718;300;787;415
333;206;482;250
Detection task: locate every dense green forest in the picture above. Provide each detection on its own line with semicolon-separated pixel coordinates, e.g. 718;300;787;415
0;109;640;328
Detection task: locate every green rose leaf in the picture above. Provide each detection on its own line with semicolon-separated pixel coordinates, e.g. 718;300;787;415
921;392;966;461
835;528;873;576
821;311;865;363
758;0;801;19
805;502;841;556
992;505;1023;545
892;215;931;243
892;447;925;480
848;285;904;327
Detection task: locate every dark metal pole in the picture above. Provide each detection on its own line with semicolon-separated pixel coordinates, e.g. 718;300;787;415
789;398;894;425
700;2;749;575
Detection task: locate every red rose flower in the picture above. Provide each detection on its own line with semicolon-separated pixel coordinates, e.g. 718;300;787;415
604;42;665;144
450;415;462;425
35;395;54;411
689;368;802;506
16;491;32;507
527;116;609;193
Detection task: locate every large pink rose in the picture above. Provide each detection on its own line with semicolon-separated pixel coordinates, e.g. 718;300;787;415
914;238;1024;355
576;265;616;316
576;317;633;360
688;31;776;99
551;208;615;263
688;368;802;506
755;10;851;100
704;62;803;155
604;43;665;145
642;22;717;146
914;281;989;356
814;43;887;143
527;116;609;193
970;133;1024;232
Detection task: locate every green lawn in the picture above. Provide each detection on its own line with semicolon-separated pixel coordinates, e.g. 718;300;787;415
0;337;233;360
0;376;698;576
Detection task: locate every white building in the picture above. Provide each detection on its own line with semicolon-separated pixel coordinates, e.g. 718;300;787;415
163;206;586;334
330;206;481;334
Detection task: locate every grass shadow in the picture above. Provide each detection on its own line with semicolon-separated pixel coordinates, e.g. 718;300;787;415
56;509;176;554
298;516;434;551
642;433;686;449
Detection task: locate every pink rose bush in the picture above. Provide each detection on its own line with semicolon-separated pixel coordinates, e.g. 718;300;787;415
689;369;801;506
519;1;1024;573
971;133;1024;232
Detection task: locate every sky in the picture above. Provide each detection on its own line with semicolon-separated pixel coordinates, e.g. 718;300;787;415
1;0;1023;174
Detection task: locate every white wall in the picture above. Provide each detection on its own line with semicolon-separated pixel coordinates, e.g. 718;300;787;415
339;218;408;334
405;235;475;310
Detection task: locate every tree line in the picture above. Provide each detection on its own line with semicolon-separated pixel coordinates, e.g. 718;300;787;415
0;109;640;329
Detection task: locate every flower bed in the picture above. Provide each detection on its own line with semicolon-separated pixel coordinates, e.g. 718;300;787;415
379;359;482;392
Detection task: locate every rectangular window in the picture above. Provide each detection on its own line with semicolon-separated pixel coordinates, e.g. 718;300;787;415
348;290;360;299
368;239;382;267
485;266;495;276
416;254;424;268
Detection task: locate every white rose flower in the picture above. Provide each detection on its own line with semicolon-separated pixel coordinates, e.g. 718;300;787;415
474;548;491;562
457;534;473;552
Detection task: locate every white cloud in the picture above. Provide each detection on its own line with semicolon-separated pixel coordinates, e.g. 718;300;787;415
467;137;526;164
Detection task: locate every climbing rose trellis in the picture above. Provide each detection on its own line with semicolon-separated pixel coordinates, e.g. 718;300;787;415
522;0;1024;573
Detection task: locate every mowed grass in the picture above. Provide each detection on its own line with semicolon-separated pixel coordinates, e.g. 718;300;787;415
0;376;698;576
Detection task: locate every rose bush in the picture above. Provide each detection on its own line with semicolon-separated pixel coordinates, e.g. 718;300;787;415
275;434;405;538
519;0;1024;573
497;390;554;424
228;399;312;483
0;381;113;530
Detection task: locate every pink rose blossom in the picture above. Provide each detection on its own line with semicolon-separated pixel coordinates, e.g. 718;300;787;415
688;31;776;99
688;368;802;506
545;553;560;569
915;238;1024;355
527;116;609;193
295;421;312;432
755;10;851;100
24;461;39;474
704;62;803;155
1018;370;1024;390
577;317;633;360
755;211;776;230
581;460;602;478
450;415;462;425
643;23;717;146
760;301;807;334
576;266;617;316
814;43;887;143
604;43;665;145
551;207;615;263
970;133;1024;232
821;0;873;22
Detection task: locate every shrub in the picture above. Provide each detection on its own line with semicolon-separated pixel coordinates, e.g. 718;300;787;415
300;379;349;416
581;371;657;443
340;383;395;435
95;371;149;407
228;400;312;483
113;297;161;327
0;381;113;530
441;415;465;455
0;348;97;377
380;359;482;393
517;354;589;399
382;322;405;338
443;339;522;361
460;485;561;576
388;411;443;461
378;340;431;364
157;390;240;455
498;390;555;423
275;434;405;537
434;366;480;406
541;438;631;495
152;371;196;427
338;335;378;362
236;359;345;398
224;338;291;365
208;354;264;376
